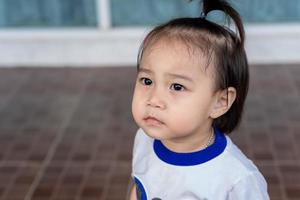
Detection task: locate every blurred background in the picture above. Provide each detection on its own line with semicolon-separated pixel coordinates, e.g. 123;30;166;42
0;0;299;200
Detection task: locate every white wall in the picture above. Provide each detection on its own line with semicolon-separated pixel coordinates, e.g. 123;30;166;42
0;24;300;67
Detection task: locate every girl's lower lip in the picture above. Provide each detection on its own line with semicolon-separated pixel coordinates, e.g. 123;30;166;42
144;117;163;126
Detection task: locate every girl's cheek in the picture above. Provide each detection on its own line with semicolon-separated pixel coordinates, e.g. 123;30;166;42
137;85;149;95
133;88;146;105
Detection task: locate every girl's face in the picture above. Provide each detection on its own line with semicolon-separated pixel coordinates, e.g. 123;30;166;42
131;39;220;152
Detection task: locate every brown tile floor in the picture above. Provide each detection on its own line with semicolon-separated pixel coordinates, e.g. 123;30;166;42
0;65;299;200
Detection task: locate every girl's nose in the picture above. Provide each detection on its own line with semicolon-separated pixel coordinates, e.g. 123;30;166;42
147;87;166;109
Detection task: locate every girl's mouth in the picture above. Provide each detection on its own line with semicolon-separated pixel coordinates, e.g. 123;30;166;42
143;116;164;126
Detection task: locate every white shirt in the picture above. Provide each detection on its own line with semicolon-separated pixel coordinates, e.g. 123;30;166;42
132;128;270;200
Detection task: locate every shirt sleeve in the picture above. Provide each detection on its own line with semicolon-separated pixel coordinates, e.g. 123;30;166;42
132;128;143;157
228;171;270;200
131;128;145;178
131;129;139;176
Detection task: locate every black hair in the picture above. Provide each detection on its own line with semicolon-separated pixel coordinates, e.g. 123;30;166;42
136;0;249;134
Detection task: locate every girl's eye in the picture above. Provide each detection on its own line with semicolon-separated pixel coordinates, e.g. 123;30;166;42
171;83;185;91
138;78;185;91
140;78;152;86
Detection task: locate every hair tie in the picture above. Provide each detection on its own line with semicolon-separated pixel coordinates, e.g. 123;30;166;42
200;11;206;19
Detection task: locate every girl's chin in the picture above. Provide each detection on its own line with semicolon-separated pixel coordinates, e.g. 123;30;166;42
142;128;170;140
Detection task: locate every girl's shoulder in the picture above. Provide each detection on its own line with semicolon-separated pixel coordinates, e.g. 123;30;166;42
222;136;265;179
134;128;153;144
132;128;154;155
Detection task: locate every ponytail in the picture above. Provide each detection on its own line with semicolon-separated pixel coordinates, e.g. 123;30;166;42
202;0;245;46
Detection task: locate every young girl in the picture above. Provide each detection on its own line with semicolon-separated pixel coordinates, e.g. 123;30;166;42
130;0;269;199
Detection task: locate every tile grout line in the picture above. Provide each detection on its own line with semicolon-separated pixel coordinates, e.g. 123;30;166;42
100;101;129;200
24;72;92;200
70;72;101;200
102;123;134;200
0;160;38;200
0;71;47;200
51;117;98;198
49;115;96;199
100;136;122;199
74;142;101;200
49;132;84;200
74;126;106;199
0;161;40;168
284;67;300;200
266;124;289;200
0;71;33;167
285;67;300;167
0;70;32;113
256;88;284;200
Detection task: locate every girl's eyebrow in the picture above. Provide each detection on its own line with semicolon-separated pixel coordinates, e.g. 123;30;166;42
138;67;153;74
165;72;194;83
138;68;194;83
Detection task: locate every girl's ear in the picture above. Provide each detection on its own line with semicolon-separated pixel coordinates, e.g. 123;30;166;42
210;87;237;119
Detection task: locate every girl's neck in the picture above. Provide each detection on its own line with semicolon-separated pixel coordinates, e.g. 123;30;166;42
161;127;215;153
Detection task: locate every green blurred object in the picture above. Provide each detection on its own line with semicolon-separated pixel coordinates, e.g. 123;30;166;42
111;0;300;26
0;0;97;27
0;0;300;28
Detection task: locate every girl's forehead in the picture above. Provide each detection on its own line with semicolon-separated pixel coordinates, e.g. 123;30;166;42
141;39;213;76
144;38;194;56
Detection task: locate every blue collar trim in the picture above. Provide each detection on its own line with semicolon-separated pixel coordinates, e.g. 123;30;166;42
153;128;227;166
